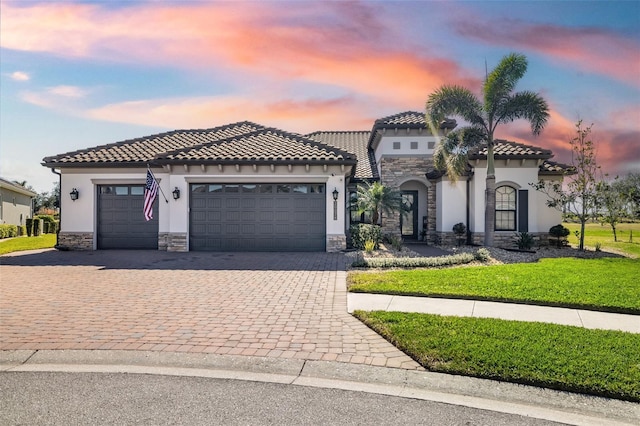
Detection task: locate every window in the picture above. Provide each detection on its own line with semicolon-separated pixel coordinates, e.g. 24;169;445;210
410;141;418;150
428;141;436;150
130;186;144;196
292;185;308;194
393;141;401;150
495;186;516;231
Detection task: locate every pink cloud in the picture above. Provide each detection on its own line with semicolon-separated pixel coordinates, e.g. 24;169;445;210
1;1;476;106
454;19;640;88
503;109;639;178
86;95;375;134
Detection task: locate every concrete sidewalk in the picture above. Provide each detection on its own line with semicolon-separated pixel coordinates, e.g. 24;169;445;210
348;293;640;334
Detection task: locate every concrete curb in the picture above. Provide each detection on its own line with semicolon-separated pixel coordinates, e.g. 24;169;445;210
2;350;638;425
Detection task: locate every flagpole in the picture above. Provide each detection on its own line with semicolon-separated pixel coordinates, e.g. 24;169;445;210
147;165;169;203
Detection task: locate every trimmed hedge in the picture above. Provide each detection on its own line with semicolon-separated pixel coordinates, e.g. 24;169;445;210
0;224;18;239
352;252;478;268
350;224;382;250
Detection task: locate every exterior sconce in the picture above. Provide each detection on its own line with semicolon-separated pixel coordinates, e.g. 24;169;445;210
332;188;339;201
69;188;79;201
172;187;180;200
332;188;339;220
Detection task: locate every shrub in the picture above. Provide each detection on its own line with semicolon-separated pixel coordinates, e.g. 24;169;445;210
17;225;27;236
595;242;602;252
549;224;570;247
384;234;403;251
0;224;18;238
475;248;491;262
350;224;382;250
452;222;466;235
36;215;58;234
25;218;33;237
514;231;535;250
32;219;42;236
364;240;376;253
452;222;466;246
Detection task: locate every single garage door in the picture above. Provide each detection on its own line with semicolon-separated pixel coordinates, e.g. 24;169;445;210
190;183;326;251
97;184;158;249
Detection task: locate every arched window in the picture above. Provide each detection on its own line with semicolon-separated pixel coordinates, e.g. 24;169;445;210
495;186;516;231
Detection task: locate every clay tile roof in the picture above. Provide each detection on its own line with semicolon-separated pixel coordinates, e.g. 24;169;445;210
306;131;376;180
372;111;457;130
539;160;575;175
468;140;553;160
154;127;357;165
42;121;264;167
374;111;428;128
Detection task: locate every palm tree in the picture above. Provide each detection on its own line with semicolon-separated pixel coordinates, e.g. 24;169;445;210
353;181;403;225
426;53;549;246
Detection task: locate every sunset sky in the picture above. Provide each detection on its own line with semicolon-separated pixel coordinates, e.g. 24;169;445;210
1;0;639;193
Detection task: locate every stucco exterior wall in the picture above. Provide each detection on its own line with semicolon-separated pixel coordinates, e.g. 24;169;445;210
469;160;561;233
0;187;34;226
435;179;467;233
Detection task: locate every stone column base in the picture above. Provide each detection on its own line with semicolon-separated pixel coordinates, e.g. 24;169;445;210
326;234;346;252
162;233;186;252
57;232;94;250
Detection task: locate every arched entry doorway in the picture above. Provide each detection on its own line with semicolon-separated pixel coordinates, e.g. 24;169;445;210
399;178;430;241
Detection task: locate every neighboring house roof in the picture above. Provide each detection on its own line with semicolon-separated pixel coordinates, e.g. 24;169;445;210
0;177;37;197
155;128;356;165
42;122;355;168
306;131;377;180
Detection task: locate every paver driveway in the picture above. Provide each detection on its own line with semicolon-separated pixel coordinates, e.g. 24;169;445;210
0;250;420;370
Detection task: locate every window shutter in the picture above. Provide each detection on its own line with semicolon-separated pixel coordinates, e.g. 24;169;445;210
518;190;528;232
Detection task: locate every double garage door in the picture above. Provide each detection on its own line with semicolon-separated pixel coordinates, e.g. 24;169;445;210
190;183;326;251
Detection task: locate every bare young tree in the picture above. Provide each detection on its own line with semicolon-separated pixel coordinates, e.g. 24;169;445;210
532;120;599;250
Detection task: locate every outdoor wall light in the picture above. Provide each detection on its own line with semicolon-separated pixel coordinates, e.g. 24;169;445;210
69;188;79;201
332;188;339;201
172;187;181;200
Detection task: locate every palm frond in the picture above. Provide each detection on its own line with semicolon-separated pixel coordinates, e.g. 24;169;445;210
426;85;484;127
496;91;550;135
483;53;527;114
433;127;485;182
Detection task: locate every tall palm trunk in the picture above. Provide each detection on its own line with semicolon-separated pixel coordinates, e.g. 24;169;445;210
484;142;495;247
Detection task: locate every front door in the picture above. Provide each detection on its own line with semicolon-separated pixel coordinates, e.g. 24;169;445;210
400;191;418;239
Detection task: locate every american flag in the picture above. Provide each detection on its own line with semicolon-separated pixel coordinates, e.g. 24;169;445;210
143;169;159;221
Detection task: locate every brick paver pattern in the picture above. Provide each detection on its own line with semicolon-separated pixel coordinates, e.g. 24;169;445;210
0;250;420;370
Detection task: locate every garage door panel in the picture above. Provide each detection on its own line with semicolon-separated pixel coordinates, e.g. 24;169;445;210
190;182;325;251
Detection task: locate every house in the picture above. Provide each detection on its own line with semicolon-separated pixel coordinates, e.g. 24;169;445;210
42;111;568;252
0;177;37;227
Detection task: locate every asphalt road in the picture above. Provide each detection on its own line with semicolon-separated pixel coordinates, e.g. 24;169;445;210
0;372;563;425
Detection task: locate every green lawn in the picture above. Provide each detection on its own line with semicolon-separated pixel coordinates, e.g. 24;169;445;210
565;222;640;257
0;234;57;255
355;311;640;402
349;257;640;313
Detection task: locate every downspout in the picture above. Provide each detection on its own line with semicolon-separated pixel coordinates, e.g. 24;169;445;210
51;168;61;249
